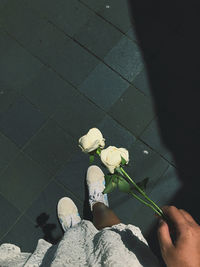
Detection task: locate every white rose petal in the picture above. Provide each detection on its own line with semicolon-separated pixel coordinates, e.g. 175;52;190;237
100;146;129;173
79;128;105;153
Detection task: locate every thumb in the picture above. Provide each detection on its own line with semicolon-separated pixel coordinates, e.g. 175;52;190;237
157;219;173;252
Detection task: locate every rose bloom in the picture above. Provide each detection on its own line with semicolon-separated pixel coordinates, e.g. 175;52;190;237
100;146;129;173
79;128;105;153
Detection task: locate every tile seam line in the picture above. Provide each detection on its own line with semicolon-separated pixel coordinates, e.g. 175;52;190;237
0;119;51;177
77;0;135;44
0;27;111;116
0;20;147;101
0;173;83;243
54;179;83;204
129;164;171;222
23;174;83;225
0;178;56;243
0;26;152;135
0;167;73;242
47;20;147;97
0;120;54;179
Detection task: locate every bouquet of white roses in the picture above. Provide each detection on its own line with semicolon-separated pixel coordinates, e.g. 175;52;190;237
79;128;164;217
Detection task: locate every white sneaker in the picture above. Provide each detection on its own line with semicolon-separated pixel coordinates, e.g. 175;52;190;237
57;197;81;232
86;165;109;211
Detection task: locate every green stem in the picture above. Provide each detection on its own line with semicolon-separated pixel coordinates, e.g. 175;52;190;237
119;167;163;215
130;192;162;217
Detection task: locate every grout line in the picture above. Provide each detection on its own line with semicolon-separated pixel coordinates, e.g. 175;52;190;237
0;27;108;115
0;20;153;144
47;19;145;94
54;179;83;204
0;174;57;242
78;0;135;43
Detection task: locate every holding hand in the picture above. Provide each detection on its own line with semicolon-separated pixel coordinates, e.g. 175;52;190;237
157;206;200;267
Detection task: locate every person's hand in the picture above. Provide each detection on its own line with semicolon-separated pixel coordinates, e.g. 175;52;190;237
157;206;200;267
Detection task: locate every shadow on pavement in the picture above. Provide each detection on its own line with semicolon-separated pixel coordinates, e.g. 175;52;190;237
128;0;200;264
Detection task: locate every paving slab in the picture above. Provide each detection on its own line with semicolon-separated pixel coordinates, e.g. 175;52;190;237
140;117;175;164
24;119;77;175
1;215;44;252
104;36;144;83
0;30;43;90
81;0;132;33
0;132;20;173
74;12;122;59
78;62;129;111
0;96;47;148
21;66;77;116
55;151;89;202
109;85;155;136
0;152;52;212
26;180;83;244
51;91;105;140
0;194;21;240
131;165;182;235
97;114;136;149
26;0;93;37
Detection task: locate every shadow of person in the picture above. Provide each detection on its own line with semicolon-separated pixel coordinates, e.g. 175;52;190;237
35;213;62;245
128;0;200;263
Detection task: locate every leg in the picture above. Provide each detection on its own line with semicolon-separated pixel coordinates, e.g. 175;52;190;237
92;202;121;230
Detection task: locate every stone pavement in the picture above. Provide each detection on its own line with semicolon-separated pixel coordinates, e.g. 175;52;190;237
0;0;181;257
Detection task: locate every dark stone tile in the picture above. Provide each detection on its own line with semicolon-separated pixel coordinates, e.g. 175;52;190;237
0;96;47;148
78;63;129;111
21;66;78;116
55;151;90;202
0;30;43;90
1;215;44;252
127;139;169;192
46;38;99;87
0;194;20;240
109;190;138;224
151;165;182;204
0;81;19;114
104;36;144;82
131;166;182;235
0;152;52;211
80;0;107;12
0;4;98;87
51;92;105;140
98;0;132;33
26;0;92;37
109;85;155;136
0;0;46;49
0;0;7;9
97;115;136;149
133;67;152;97
140;117;175;164
74;13;122;58
0;132;20;173
126;27;138;43
25;180;83;243
24;119;77;175
105;138;169;223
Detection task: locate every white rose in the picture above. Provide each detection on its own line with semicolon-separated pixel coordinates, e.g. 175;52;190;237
79;128;105;153
100;146;129;174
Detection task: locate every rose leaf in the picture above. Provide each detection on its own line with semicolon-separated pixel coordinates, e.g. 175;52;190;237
118;177;131;193
104;174;112;185
103;180;117;194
